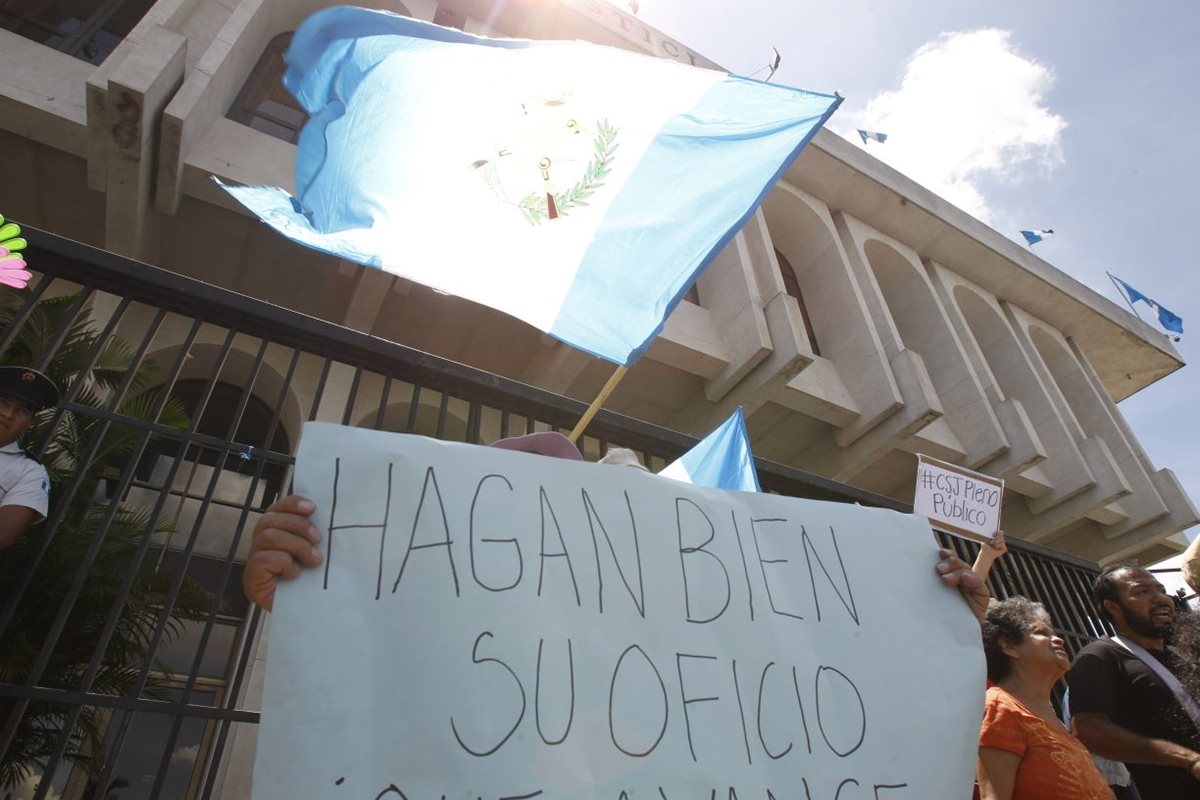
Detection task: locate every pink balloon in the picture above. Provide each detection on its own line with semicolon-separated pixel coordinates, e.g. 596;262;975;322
0;257;27;270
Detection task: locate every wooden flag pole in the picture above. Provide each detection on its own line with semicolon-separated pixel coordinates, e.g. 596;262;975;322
567;365;629;444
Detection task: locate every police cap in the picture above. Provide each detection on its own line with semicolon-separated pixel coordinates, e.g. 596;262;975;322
0;366;60;411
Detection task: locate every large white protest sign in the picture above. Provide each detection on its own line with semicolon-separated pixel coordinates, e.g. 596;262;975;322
912;454;1004;544
254;423;984;799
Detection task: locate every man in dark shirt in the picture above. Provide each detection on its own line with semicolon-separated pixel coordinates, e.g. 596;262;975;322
1068;564;1200;798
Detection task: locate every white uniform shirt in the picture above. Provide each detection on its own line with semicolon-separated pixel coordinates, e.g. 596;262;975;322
0;440;50;520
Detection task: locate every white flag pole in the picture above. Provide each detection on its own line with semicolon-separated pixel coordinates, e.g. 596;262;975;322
1106;271;1146;321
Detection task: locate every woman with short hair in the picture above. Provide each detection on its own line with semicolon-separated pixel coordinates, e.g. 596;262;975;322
977;597;1113;799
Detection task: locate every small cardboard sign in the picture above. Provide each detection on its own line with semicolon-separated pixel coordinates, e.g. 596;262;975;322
913;454;1004;544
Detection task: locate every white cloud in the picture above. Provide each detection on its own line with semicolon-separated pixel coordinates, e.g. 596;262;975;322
840;29;1067;223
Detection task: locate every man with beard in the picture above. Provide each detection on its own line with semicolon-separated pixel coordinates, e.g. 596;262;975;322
1068;564;1200;798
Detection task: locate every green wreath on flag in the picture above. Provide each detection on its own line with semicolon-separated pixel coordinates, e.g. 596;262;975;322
520;120;619;225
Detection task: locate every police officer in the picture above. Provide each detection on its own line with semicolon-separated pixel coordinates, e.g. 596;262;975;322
0;365;59;551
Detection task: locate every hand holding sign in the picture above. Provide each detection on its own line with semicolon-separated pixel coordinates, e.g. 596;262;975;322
936;548;991;624
244;495;323;611
913;455;1004;545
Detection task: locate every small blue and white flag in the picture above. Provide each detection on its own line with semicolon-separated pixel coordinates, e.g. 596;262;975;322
658;408;761;492
1020;229;1055;246
220;7;841;366
1112;275;1184;335
857;129;887;145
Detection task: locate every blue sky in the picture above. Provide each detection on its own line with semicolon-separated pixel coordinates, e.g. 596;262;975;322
636;0;1200;575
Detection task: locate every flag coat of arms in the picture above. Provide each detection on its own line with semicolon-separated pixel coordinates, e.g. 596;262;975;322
659;407;761;492
222;7;841;365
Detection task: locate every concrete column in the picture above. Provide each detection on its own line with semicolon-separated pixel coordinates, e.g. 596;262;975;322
794;348;942;482
103;25;187;260
158;0;273;214
1014;308;1170;538
677;290;811;432
85;0;197;190
929;268;1093;510
762;184;902;446
922;262;1048;490
696;215;773;402
836;214;1009;469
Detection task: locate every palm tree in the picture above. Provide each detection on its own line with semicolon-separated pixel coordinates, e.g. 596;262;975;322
0;290;211;793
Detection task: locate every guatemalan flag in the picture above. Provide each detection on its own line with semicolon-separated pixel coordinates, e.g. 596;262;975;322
221;7;841;366
1112;275;1184;335
1020;229;1054;246
659;408;761;492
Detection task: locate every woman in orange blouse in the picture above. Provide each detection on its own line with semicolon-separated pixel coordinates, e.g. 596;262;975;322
978;597;1113;800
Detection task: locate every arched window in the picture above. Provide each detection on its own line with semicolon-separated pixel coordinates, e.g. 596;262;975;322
0;0;156;64
227;32;308;143
775;248;820;355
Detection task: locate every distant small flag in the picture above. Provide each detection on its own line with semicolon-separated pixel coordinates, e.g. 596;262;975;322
766;47;782;81
659;407;761;492
858;129;887;145
1111;274;1184;336
1020;229;1054;246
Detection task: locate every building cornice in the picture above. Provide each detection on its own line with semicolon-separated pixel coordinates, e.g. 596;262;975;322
791;129;1181;401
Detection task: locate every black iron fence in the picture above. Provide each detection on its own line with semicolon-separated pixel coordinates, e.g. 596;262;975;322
0;228;1110;799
